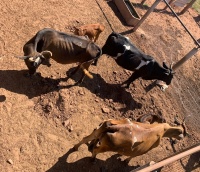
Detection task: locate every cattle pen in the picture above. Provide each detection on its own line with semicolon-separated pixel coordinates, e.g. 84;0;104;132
0;0;199;171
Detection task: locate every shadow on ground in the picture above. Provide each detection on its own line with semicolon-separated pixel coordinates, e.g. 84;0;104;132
0;68;142;111
180;151;200;172
46;148;138;172
66;68;143;112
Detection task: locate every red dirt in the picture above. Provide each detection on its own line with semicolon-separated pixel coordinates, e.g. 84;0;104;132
0;0;199;172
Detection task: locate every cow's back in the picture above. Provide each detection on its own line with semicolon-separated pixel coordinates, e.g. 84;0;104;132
98;122;164;157
36;29;93;64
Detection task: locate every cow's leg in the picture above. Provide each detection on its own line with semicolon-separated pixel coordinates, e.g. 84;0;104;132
90;134;112;161
122;71;141;88
77;62;93;84
93;32;100;43
66;65;81;81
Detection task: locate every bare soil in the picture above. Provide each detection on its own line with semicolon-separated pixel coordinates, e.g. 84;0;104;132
0;0;199;172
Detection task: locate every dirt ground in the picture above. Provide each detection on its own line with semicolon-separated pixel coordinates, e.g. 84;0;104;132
0;0;200;172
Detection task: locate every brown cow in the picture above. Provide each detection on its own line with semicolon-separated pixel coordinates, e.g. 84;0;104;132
73;118;184;163
73;23;105;43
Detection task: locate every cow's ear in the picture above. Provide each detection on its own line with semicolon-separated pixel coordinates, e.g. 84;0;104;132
163;62;169;69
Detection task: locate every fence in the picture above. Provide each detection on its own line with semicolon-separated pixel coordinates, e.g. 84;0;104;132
132;143;200;172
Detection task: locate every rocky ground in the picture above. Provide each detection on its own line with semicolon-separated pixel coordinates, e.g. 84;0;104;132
0;0;199;171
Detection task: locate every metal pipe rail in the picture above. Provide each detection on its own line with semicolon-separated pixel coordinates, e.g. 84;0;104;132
133;0;200;70
162;0;200;48
132;143;200;172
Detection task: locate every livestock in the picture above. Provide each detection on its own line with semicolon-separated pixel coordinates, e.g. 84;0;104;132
73;23;105;43
73;118;184;163
101;32;175;88
18;28;102;84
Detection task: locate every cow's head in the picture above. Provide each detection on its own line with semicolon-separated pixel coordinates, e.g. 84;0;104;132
162;62;175;85
163;123;184;140
18;51;52;75
102;32;130;57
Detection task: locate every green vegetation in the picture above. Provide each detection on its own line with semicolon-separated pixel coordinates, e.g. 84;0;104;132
192;0;200;13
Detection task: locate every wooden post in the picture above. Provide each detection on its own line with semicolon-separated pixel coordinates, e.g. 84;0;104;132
141;0;147;5
180;0;197;14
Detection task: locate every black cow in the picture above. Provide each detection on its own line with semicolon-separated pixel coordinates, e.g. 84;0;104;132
17;28;102;84
101;32;175;88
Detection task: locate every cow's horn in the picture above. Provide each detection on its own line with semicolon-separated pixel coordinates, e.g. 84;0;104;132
15;55;30;60
41;51;52;57
170;62;174;69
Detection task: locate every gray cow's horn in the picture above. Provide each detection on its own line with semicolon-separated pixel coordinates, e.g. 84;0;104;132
15;55;30;60
41;51;52;57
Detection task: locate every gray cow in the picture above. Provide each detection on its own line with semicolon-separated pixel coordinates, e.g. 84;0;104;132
18;28;102;84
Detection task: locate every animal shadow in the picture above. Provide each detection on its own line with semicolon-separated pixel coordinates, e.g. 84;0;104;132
46;148;138;172
66;67;142;112
180;150;200;172
0;68;142;111
0;69;61;99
